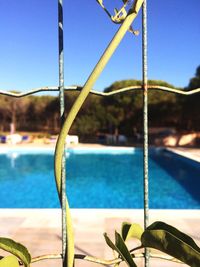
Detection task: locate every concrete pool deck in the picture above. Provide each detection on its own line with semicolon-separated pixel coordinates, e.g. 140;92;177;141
0;142;200;164
0;209;200;267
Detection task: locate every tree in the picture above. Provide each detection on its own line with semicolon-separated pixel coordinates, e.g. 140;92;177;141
45;97;60;133
103;80;141;136
181;65;200;130
102;79;179;137
0;94;30;133
0;96;11;132
72;94;106;139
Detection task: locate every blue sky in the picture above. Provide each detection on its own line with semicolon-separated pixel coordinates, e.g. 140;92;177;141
0;0;200;92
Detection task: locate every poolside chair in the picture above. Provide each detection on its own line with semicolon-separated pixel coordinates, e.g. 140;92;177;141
50;135;58;143
6;134;22;145
0;135;6;143
22;135;29;142
65;135;79;145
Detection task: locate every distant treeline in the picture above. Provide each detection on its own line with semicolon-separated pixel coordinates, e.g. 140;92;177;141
0;66;200;139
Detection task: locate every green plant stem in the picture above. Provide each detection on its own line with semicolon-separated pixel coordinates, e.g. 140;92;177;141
54;1;144;267
129;245;143;253
30;253;183;265
31;254;62;263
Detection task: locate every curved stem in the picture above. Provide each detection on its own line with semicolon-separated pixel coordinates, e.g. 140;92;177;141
30;252;184;265
31;254;62;263
129;245;143;253
54;2;144;267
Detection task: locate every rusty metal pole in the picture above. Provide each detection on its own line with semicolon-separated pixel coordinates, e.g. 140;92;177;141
58;0;67;265
142;0;150;266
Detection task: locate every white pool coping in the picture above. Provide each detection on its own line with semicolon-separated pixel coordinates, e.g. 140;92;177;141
167;147;200;163
1;208;200;228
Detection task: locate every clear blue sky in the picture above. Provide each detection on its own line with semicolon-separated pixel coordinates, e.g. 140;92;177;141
0;0;200;92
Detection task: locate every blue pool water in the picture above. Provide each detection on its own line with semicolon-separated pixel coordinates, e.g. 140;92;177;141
0;148;199;209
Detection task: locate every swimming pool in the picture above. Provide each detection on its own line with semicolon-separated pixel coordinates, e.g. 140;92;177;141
0;147;199;208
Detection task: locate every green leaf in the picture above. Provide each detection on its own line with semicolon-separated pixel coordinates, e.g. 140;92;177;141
121;222;143;242
0;238;31;267
141;221;200;267
0;256;19;267
104;232;137;267
104;233;117;251
146;221;200;253
115;232;137;267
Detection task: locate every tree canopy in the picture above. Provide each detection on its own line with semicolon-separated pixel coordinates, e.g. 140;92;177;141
0;66;199;139
181;65;200;130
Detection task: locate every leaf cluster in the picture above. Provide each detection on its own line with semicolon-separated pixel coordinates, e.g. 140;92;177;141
104;221;200;266
0;238;31;267
0;221;199;266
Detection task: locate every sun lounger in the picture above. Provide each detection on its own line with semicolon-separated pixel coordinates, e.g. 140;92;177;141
7;134;22;145
0;135;6;143
65;135;79;145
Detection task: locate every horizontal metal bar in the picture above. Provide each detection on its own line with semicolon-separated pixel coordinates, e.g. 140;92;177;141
0;87;59;97
91;85;200;96
0;85;200;98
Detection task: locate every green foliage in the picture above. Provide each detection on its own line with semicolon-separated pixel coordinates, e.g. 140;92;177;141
0;237;31;267
104;232;137;267
0;221;199;266
195;66;200;78
121;222;143;242
104;221;200;266
75;115;100;138
72;95;105;138
180;65;200;130
102;79;181;134
0;256;19;267
141;221;200;267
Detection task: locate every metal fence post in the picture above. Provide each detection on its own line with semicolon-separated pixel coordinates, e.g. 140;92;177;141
58;0;67;265
142;0;150;266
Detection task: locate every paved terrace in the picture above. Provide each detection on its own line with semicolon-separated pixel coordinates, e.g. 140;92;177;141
0;145;199;266
0;209;200;267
